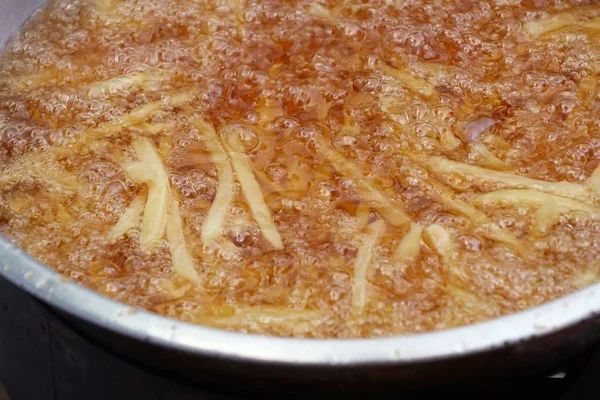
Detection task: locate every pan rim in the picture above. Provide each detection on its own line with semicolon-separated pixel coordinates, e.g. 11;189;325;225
1;234;599;367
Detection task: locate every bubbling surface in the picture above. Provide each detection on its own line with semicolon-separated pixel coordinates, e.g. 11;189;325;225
1;0;600;337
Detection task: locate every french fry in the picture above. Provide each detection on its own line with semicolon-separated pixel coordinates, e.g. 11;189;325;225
440;129;462;152
166;197;202;285
423;224;457;264
392;223;423;263
315;135;412;227
132;138;170;250
577;75;598;106
378;64;436;98
222;126;284;250
530;196;563;237
523;8;600;36
352;219;386;315
572;269;600;289
476;189;598;214
409;167;524;252
9;68;61;90
87;70;167;98
426;156;593;202
203;307;323;335
88;92;193;138
110;193;146;240
7;53;105;91
136;122;177;136
589;163;600;195
192;119;235;244
423;224;472;297
122;161;154;183
308;3;332;19
158;279;191;300
0;153;79;192
96;0;117;13
469;143;507;170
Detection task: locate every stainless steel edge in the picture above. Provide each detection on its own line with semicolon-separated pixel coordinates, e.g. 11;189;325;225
2;235;600;367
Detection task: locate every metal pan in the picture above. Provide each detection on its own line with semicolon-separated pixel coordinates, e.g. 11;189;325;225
2;0;600;391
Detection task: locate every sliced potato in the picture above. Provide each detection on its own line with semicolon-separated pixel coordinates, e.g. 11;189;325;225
316;135;411;227
426;156;593;202
192;118;235;244
222;125;284;250
166;197;202;285
476;189;597;214
378;64;436;98
132;138;170;250
352;219;386;315
393;222;423;263
110;193;146;240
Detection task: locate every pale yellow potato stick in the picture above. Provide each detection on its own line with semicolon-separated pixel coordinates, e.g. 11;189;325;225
476;189;597;214
423;224;457;264
222;126;284;250
393;223;423;263
132;138;170;250
378;64;436;98
530;196;563;237
352;219;386;315
427;156;593;203
122;161;154;183
192;118;235;244
316;135;411;227
524;8;600;36
110;193;146;240
166;197;202;285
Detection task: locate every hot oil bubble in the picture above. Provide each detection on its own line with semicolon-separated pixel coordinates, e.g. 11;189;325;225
222;124;258;153
312;182;340;202
236;126;259;153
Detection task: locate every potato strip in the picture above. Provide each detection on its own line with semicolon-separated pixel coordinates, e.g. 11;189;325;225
424;224;457;265
204;307;323;335
469;143;507;170
393;223;423;263
530;196;563;237
110;193;146;240
352;219;386;315
316;135;411;227
87;70;167;98
166;197;202;285
523;9;600;36
590;164;600;195
379;64;436;98
430;190;523;251
406;165;524;252
208;307;322;324
122;161;154;183
440;129;462;152
427;156;593;202
222;127;284;250
423;224;478;303
136;122;177;136
476;189;598;214
87;92;193;138
192;119;235;244
132;138;170;250
572;270;600;289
